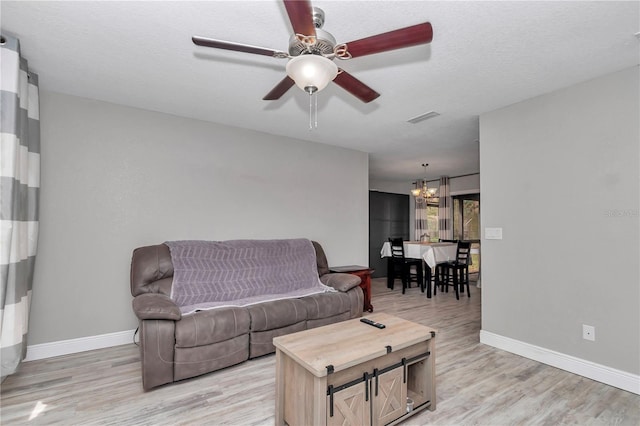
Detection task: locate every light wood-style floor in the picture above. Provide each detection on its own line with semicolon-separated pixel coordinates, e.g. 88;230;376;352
2;278;639;425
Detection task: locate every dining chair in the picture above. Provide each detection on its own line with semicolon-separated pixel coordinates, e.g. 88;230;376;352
388;237;423;294
435;241;471;300
432;239;458;293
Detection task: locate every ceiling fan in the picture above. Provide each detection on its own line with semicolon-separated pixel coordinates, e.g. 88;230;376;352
192;0;433;103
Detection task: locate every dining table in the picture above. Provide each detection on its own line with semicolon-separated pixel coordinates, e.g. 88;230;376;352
380;241;458;298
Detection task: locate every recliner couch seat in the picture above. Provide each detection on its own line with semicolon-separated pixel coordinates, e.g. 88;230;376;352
130;239;363;390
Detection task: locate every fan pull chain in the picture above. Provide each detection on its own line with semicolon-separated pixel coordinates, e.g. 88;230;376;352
314;91;318;128
309;92;313;130
308;91;319;130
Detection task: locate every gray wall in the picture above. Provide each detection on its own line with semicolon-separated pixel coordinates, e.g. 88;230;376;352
480;67;639;374
32;91;369;344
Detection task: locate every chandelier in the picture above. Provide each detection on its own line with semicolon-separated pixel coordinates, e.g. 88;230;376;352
411;163;438;203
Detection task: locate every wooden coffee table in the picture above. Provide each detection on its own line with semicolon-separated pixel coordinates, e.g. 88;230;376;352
273;313;436;426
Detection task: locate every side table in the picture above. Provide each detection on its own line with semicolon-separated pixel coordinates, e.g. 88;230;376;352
329;265;374;312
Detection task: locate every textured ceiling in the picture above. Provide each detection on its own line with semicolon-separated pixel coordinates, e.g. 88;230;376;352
2;1;639;184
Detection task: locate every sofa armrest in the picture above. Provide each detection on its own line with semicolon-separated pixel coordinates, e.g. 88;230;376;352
320;273;361;292
132;293;182;321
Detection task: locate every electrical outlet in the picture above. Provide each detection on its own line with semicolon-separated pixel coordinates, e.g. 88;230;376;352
583;324;595;341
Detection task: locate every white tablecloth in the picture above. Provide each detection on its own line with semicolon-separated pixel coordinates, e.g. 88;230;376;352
380;241;457;268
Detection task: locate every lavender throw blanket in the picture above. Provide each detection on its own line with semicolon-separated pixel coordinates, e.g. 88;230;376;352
165;239;335;314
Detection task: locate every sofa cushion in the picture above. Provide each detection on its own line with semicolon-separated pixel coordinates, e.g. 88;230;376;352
130;244;174;297
301;292;353;320
307;312;352;330
320;273;361;292
312;241;330;276
174;334;249;381
175;307;250;348
249;322;307;358
247;299;307;332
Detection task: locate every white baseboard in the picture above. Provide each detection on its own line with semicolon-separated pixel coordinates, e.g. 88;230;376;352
24;329;137;362
480;330;640;395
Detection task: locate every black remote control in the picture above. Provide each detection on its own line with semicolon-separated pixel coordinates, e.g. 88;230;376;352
360;318;386;329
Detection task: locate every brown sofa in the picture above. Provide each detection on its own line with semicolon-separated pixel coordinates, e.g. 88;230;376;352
130;240;364;390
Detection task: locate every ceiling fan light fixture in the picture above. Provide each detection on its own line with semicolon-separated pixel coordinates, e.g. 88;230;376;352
286;54;338;93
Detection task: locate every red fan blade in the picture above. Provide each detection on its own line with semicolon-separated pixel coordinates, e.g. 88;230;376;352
283;0;316;38
263;76;296;100
343;22;433;58
333;70;380;103
192;36;287;58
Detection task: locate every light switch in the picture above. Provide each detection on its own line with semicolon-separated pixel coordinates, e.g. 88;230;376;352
485;227;503;240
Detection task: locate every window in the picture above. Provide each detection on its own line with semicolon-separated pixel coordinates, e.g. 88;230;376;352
453;194;480;273
426;203;439;242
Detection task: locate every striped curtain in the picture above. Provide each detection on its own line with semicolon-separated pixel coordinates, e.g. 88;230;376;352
1;35;40;380
438;176;453;240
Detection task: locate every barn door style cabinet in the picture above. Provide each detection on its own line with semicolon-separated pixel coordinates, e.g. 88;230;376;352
274;313;436;426
327;351;431;425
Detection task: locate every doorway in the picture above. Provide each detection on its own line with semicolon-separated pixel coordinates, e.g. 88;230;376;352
368;191;410;278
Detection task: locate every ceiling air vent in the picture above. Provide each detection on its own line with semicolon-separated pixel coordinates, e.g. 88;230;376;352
407;111;440;124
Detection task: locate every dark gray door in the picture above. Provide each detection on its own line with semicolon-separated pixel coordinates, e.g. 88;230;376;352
369;191;410;278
